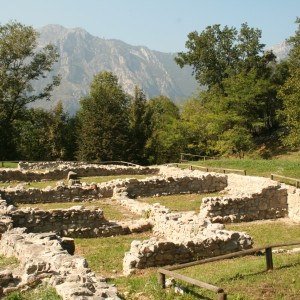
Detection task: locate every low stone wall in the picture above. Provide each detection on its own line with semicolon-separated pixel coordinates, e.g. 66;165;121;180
0;228;121;299
1;172;227;205
1;183;110;205
0;164;158;182
199;174;288;223
123;210;253;274
125;172;227;198
18;161;91;170
286;185;300;222
10;206;125;238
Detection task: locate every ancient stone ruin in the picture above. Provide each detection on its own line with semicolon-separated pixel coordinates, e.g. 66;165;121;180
0;162;299;299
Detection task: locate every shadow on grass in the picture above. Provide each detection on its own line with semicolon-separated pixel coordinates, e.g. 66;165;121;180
218;260;300;284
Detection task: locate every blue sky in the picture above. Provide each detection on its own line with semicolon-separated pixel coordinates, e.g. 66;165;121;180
0;0;299;53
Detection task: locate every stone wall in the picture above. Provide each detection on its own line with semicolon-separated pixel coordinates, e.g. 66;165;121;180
0;228;120;299
18;161;92;170
124;172;227;198
1;183;111;205
199;174;288;223
9;206;128;238
123;208;253;274
1;172;227;205
0;164;158;182
286;185;300;222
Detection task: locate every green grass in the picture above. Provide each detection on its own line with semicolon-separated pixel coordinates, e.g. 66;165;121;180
75;232;152;278
186;158;300;179
138;192;219;212
18;199;140;221
73;219;300;299
2;285;62;300
0;254;19;269
177;252;300;300
226;219;300;248
0;162;18;168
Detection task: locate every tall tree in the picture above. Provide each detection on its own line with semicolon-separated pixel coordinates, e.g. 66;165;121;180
128;86;148;164
144;96;185;164
15;103;76;161
0;21;60;159
278;18;300;147
76;71;130;161
176;23;283;157
175;23;267;92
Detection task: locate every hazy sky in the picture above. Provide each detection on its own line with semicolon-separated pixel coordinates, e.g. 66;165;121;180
1;0;299;53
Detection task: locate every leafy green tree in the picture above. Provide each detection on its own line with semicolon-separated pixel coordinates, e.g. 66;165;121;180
180;97;213;155
0;21;60;159
15;103;76;161
175;23;266;91
128;86;148;164
76;71;130;161
278;18;300;147
176;23;285;157
144;96;185;164
14;109;52;160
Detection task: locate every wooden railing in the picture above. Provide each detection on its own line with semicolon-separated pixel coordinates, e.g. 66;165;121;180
180;153;218;162
168;163;247;176
270;174;300;188
158;241;300;300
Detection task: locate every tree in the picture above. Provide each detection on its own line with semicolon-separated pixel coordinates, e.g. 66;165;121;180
128;86;148;164
176;23;284;157
0;21;60;159
144;96;185;164
76;71;130;161
175;23;266;92
14;103;76;161
278;18;300;147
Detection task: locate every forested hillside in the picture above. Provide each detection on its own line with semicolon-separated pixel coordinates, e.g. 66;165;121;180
1;20;300;163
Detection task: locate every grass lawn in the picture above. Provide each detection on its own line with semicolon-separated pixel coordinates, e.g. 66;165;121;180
18;198;140;221
0;161;18;168
75;232;153;278
0;254;19;269
2;285;62;300
72;219;300;300
138;192;219;212
184;158;300;182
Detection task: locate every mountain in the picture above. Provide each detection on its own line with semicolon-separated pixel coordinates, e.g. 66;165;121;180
34;25;198;114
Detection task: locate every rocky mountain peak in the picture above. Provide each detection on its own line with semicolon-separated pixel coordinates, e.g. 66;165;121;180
33;24;198;114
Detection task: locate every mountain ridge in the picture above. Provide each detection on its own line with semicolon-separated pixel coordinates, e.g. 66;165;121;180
34;24;198;114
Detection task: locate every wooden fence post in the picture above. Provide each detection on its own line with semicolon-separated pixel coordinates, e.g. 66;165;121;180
158;272;166;288
218;293;227;300
265;247;273;270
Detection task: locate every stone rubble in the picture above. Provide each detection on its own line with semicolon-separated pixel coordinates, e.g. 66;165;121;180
0;228;121;299
0;163;300;298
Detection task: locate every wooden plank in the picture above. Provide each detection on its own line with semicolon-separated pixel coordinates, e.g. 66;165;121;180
158;268;223;293
165;241;300;271
270;173;300;181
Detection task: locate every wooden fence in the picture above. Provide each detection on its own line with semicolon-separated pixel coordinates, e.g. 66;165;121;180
158;241;300;299
168;163;247;176
271;174;300;188
180;153;218;162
